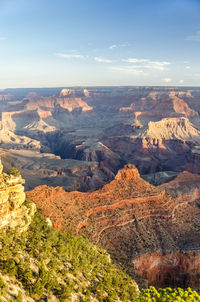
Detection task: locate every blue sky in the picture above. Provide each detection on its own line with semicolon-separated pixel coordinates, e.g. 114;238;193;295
0;0;200;88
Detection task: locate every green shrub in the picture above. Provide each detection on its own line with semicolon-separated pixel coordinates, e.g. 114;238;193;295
0;212;139;300
0;276;5;289
13;292;23;302
8;167;21;177
6;212;200;301
137;286;200;301
0;259;17;276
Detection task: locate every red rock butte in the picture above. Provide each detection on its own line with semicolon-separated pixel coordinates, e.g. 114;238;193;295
115;164;140;179
27;164;200;288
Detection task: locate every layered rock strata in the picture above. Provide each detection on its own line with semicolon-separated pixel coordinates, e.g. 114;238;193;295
0;160;36;231
1;87;200;191
27;164;200;288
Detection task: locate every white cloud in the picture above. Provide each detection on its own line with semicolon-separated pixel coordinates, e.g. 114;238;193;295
108;58;171;75
123;58;171;71
185;66;191;69
163;78;172;83
94;57;112;63
147;61;171;69
179;80;184;84
186;31;200;41
123;58;148;63
0;37;6;41
54;53;86;59
109;43;127;49
109;66;148;75
109;45;117;49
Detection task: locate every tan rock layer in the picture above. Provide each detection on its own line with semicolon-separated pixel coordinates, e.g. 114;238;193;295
0;160;36;231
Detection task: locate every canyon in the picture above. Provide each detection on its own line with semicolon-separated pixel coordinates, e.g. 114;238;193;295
1;86;200;190
1;86;200;290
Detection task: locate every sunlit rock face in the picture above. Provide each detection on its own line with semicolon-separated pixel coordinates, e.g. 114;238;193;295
59;88;74;97
115;164;140;179
142;117;200;143
55;97;93;112
27;164;200;289
83;89;90;97
0;160;36;231
1;86;200;192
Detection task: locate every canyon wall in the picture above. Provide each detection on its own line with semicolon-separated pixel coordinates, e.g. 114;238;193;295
0;160;36;231
26;164;200;288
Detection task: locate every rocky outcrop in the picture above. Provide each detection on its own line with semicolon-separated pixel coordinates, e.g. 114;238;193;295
25;165;170;282
0;160;36;231
59;88;74;97
26;164;200;288
24;119;56;132
115;164;140;179
0;124;41;149
142;117;200;143
83;89;90;97
23;96;93;113
26;164;168;236
55;97;93;112
123;93;198;119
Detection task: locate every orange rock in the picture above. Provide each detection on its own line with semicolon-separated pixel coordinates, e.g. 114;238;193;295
115;164;140;180
26;166;200;288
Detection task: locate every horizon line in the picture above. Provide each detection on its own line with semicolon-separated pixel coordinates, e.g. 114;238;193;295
1;84;200;90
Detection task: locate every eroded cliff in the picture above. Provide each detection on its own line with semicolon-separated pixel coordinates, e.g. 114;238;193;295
1;86;200;191
0;161;36;231
26;164;200;288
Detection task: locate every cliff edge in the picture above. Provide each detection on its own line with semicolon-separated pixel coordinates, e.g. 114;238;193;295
0;160;36;231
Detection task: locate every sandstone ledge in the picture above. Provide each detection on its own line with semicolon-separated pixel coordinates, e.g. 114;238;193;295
0;160;36;231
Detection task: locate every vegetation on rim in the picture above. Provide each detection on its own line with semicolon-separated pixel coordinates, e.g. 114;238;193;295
0;209;200;301
0;210;138;301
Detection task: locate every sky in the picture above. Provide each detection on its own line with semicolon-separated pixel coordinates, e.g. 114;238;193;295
0;0;200;88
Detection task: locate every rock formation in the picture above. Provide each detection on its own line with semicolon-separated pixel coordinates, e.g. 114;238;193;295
26;164;200;288
1;86;200;191
55;97;93;112
0;123;41;149
59;88;74;97
142;117;200;143
1;86;200;290
23;96;93;112
0;160;36;231
115;164;140;179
